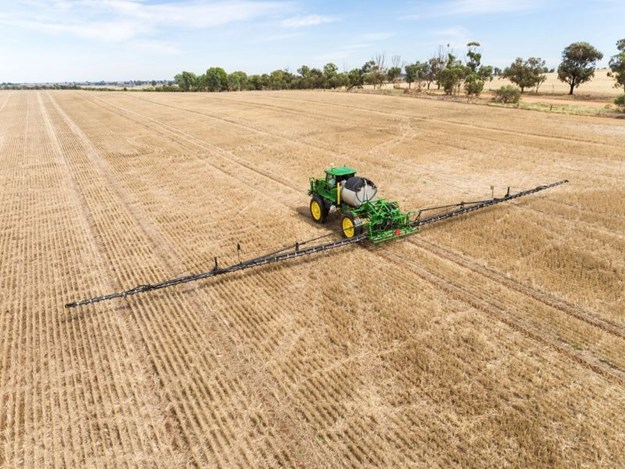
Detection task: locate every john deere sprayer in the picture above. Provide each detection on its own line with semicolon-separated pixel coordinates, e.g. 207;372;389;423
308;165;416;242
66;165;567;308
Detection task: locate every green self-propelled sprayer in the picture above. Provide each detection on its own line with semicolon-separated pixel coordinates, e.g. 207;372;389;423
65;166;568;308
309;165;417;243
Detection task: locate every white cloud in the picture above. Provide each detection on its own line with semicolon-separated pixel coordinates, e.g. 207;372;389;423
134;39;180;55
259;32;306;42
1;1;291;42
449;0;539;14
361;32;395;41
402;0;540;18
280;14;338;28
431;26;471;38
8;18;146;41
344;43;371;50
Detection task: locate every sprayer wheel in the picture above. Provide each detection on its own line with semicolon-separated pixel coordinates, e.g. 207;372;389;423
341;212;363;238
310;195;328;223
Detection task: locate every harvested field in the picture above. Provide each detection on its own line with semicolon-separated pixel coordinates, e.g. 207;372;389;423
1;89;624;467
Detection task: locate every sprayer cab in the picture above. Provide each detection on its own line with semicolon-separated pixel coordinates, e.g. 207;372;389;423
326;165;356;186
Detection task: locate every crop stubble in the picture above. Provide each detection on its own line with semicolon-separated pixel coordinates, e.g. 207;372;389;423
0;90;624;467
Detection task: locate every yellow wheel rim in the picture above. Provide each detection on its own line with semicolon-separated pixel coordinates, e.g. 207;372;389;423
342;217;355;238
311;200;322;221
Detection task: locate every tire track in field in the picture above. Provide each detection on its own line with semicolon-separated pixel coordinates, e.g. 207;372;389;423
411;236;625;339
46;92;298;466
131;92;356;129
129;92;622;194
37;93;113;289
114;93;598;196
95;92;467;211
0;94;12;154
121;93;433;173
38;92;127;462
77;93;335;253
44;92;220;464
0;93;10;114
0;92;29;469
46;92;259;466
531;196;625;223
262;93;625;150
248;94;623;179
38;93;187;463
46;92;192;275
3;95;98;467
380;247;625;387
515;203;625;245
82;92;302;196
96;92;459;198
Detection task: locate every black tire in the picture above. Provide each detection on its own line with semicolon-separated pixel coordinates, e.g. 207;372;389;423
309;195;328;223
341;212;363;238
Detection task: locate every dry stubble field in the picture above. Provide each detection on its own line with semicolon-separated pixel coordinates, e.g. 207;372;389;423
0;89;624;467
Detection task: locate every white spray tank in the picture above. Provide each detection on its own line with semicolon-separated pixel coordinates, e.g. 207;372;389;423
341;176;378;208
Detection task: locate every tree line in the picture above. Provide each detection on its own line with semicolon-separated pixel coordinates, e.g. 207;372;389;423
173;39;624;98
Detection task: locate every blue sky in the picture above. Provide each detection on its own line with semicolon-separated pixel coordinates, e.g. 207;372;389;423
1;0;623;82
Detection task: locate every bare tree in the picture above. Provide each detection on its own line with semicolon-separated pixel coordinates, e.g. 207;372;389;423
374;53;386;71
388;55;402;85
427;46;447;90
370;53;387;89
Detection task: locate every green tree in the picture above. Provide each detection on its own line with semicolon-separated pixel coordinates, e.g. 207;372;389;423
282;69;296;89
297;65;313;89
557;42;603;95
615;94;625;111
205;67;228;92
346;68;365;90
323;63;339;89
428;47;447;90
174;71;198;91
503;57;546;93
494;85;521;104
608;39;625;92
332;72;349;89
439;53;467;95
247;74;264;90
405;63;418;89
387;66;402;84
464;73;484;97
321;62;347;89
309;68;324;88
466;41;482;73
226;73;240;91
268;70;284;90
227;71;247;91
364;54;387;89
416;62;431;89
463;42;491;97
388;55;402;84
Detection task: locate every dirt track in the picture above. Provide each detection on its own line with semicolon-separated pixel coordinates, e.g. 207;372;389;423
1;90;624;467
